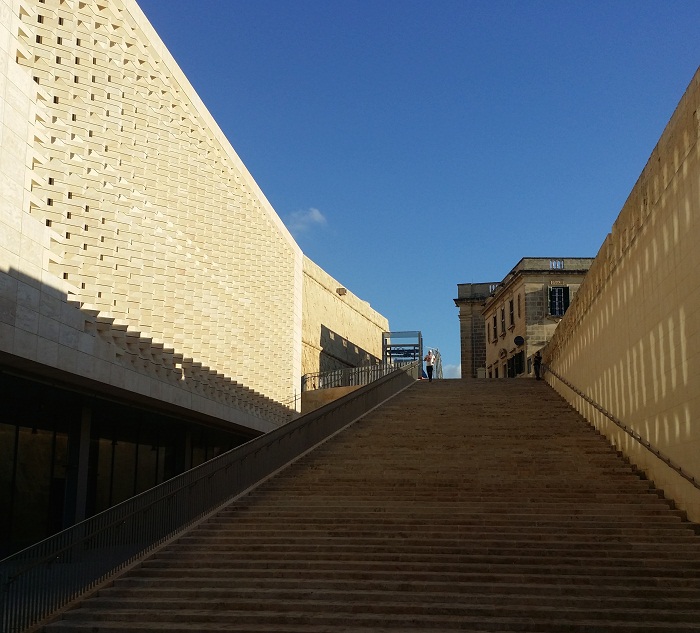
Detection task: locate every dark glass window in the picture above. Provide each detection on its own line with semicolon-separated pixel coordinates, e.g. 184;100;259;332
549;286;570;316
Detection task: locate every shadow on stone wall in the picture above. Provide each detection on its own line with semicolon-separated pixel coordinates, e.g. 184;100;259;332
318;324;381;373
543;67;700;521
0;269;295;426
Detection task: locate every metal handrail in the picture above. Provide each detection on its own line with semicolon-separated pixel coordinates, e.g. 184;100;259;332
545;365;700;490
0;362;419;633
301;362;398;392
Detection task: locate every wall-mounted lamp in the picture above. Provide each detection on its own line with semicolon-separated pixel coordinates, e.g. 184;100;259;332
336;287;347;296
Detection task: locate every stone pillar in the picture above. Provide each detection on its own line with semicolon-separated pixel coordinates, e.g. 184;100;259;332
458;310;476;378
455;283;496;379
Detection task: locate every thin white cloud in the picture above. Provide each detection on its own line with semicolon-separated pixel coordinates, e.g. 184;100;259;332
442;363;461;379
286;207;327;236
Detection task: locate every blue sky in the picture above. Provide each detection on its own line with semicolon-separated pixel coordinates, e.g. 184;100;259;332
137;0;700;378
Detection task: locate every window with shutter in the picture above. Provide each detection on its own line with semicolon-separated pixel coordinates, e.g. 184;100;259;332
549;286;570;316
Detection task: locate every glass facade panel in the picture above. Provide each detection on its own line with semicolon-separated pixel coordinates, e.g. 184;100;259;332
15;427;52;546
135;439;159;496
0;422;17;555
94;436;114;514
111;440;138;507
0;372;252;555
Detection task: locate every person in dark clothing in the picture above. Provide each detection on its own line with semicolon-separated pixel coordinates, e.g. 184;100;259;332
533;351;542;380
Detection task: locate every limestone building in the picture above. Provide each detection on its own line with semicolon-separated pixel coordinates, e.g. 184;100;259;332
0;0;387;553
456;258;592;379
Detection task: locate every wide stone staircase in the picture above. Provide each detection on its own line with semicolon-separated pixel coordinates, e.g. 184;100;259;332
44;380;700;632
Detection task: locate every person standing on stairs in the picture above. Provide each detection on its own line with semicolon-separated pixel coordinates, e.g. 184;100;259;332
424;349;436;382
533;351;542;380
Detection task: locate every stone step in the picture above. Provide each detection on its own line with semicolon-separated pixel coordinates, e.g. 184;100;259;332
267;465;641;473
137;558;700;576
65;597;700;625
220;493;663;503
204;505;688;520
228;492;663;503
168;538;700;557
149;549;700;568
42;623;700;633
45;607;700;632
100;585;700;610
170;530;700;546
254;476;645;483
205;514;686;526
112;575;700;599
220;501;676;513
213;511;680;522
122;566;700;586
234;488;662;499
191;524;695;537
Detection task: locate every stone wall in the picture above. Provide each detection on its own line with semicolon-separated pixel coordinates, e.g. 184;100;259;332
302;257;388;377
545;68;700;521
0;0;386;430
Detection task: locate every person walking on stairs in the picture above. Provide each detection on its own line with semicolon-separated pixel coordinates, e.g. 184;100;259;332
424;349;436;382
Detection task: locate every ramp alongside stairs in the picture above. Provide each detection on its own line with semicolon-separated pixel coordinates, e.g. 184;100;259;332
44;380;700;632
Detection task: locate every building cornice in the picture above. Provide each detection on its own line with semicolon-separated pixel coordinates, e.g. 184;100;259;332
482;258;594;310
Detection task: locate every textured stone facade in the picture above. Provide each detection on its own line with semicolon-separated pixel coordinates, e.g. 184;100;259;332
0;0;386;430
546;68;700;521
